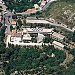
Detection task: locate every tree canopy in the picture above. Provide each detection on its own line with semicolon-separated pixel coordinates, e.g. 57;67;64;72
3;0;40;12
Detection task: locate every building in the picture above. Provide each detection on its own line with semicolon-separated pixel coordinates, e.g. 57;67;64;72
0;0;2;3
11;30;22;42
23;28;54;34
34;4;39;10
41;0;46;6
37;33;45;43
52;32;65;41
11;21;16;28
46;0;49;2
23;34;31;42
52;41;64;50
27;8;36;14
26;19;50;24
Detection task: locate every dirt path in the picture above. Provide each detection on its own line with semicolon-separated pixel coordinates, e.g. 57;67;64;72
60;50;74;68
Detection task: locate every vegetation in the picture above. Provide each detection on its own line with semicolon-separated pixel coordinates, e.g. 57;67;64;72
39;0;75;28
0;6;2;12
0;22;2;27
72;31;75;42
17;19;22;27
0;26;66;74
31;37;37;43
43;36;53;43
1;0;75;75
3;0;40;12
0;26;66;75
0;26;6;42
1;44;66;75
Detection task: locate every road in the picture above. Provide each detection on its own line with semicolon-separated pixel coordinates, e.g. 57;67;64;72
0;3;7;10
49;21;74;32
26;19;74;32
2;10;13;34
0;2;12;34
42;0;57;11
16;0;57;15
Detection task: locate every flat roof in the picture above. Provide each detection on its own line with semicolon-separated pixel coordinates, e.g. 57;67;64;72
53;41;64;48
23;28;54;33
26;19;50;24
23;34;31;40
52;32;65;40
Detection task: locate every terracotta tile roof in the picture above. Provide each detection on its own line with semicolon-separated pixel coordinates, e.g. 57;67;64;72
11;30;22;37
11;33;22;37
11;21;16;25
41;0;46;5
12;30;16;34
27;8;36;13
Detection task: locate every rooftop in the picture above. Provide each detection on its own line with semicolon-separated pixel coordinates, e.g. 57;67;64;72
52;32;65;40
11;21;16;25
23;34;31;40
41;0;46;6
53;41;64;48
26;19;50;24
11;30;22;37
11;33;22;37
23;28;54;33
11;29;16;34
27;8;36;13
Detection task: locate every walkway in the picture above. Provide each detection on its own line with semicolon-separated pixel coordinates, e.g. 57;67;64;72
60;50;74;68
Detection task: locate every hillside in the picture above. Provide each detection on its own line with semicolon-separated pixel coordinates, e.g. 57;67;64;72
41;0;75;28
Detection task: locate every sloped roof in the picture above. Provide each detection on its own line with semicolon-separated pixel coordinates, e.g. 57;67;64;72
11;21;16;25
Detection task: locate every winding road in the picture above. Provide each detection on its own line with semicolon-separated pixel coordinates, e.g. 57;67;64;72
42;0;57;11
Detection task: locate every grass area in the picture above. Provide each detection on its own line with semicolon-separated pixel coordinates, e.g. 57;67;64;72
40;0;75;28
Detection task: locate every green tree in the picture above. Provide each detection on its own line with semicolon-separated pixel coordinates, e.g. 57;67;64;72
31;37;37;43
17;19;22;27
72;31;75;42
43;36;53;43
23;19;26;26
0;22;2;27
